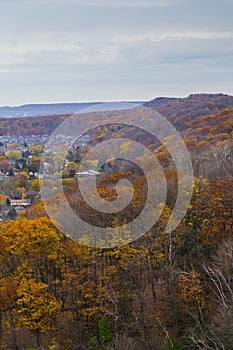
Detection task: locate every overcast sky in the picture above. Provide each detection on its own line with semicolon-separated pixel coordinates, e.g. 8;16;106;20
0;0;233;106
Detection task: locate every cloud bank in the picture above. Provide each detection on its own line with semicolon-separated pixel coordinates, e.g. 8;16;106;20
0;0;232;105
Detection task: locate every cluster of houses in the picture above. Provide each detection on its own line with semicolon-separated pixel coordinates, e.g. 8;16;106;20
0;131;104;222
0;134;49;149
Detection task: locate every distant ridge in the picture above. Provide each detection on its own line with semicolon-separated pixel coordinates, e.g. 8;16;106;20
143;96;179;107
1;94;233;120
0;101;143;118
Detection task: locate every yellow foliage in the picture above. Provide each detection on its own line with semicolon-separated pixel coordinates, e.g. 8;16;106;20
16;278;61;332
178;271;206;308
197;140;207;147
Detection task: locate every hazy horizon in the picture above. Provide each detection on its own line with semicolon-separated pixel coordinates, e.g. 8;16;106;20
0;99;145;108
1;91;233;108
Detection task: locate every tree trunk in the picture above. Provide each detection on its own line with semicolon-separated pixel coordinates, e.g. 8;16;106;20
0;312;3;346
36;330;43;350
167;231;178;336
9;310;18;350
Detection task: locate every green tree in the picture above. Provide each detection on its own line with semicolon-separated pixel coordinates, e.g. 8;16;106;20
7;207;17;220
98;315;113;347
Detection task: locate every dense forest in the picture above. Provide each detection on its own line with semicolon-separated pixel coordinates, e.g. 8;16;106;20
0;94;233;349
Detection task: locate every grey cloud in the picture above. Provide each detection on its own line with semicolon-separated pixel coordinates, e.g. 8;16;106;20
0;0;232;105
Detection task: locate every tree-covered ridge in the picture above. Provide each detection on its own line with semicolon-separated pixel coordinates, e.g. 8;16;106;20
0;93;233;137
0;114;68;137
145;93;233;131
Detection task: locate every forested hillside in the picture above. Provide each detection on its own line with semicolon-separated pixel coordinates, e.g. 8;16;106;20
0;95;232;349
144;93;233;131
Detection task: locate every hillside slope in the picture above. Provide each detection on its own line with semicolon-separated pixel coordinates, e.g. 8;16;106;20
144;93;233;131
